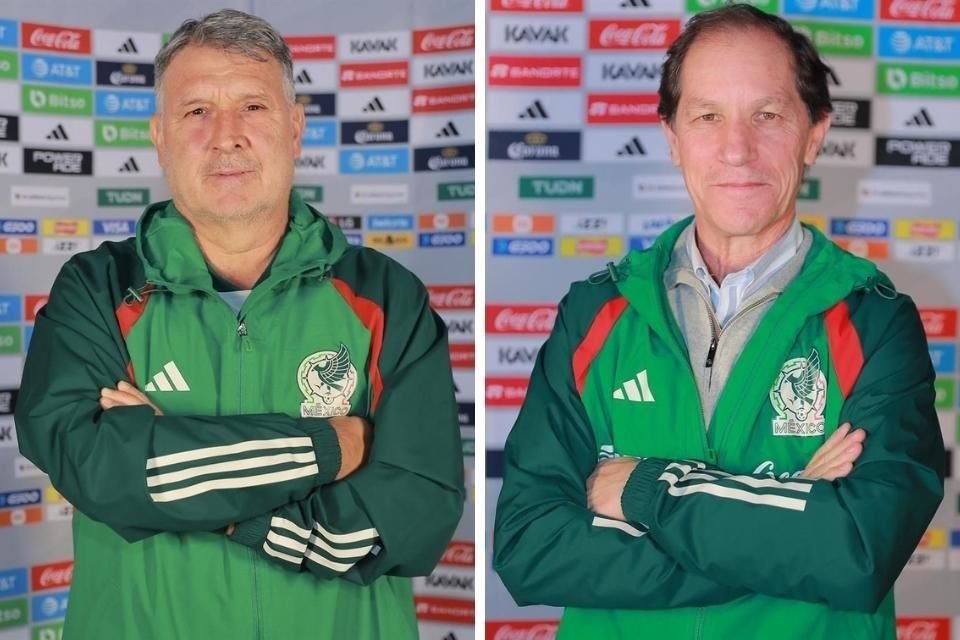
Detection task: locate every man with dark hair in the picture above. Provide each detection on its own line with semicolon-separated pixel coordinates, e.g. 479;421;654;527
494;5;943;639
16;9;463;639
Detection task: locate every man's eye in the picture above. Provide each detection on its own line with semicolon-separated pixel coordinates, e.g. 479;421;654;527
758;111;779;121
699;113;718;122
246;104;264;111
187;108;205;117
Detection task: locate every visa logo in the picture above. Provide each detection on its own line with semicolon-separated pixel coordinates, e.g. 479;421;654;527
93;220;135;235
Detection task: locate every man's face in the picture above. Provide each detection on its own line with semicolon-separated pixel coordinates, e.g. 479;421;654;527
150;45;304;225
661;29;830;241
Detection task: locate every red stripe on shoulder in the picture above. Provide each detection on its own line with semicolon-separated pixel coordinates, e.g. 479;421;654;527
572;296;628;395
331;277;385;413
115;286;154;387
824;300;864;399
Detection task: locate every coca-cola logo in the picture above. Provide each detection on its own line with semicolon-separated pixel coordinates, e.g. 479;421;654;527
487;305;557;334
896;617;950;640
487;621;559;640
429;285;475;310
31;561;74;591
884;0;957;21
440;541;474;566
416;26;475;53
23;23;90;53
590;20;679;49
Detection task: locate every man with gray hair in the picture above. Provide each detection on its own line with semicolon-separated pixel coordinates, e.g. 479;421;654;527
16;9;463;639
494;5;943;639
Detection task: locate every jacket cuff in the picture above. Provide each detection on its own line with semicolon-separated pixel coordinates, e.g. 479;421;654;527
300;419;342;484
621;457;670;526
229;513;271;550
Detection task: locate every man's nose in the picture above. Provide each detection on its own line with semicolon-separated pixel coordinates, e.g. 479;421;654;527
718;118;757;166
210;111;246;151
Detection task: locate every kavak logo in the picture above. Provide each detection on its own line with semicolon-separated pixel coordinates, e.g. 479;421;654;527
488;56;581;87
298;344;358;418
285;35;336;60
491;17;585;50
339;31;410;61
588;19;680;49
586;54;664;90
412;55;474;86
414;25;474;53
770;349;827;437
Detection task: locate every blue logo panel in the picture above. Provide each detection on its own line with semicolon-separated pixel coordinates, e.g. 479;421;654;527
338;148;409;174
0;295;22;322
419;232;467;248
344;233;363;246
492;237;554;257
0;219;38;235
22;54;92;85
31;591;69;623
0;488;42;508
783;0;873;19
0;20;18;48
878;27;960;60
367;215;413;231
93;220;136;236
629;236;658;251
24;324;33;351
929;343;956;374
95;90;155;117
829;218;889;238
301;120;337;147
0;568;27;598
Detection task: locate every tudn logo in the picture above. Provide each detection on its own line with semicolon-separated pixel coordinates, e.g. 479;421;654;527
905;108;934;127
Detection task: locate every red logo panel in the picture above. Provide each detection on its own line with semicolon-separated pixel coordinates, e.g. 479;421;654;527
22;22;91;53
881;0;960;22
412;85;475;112
31;561;74;592
486;377;529;407
489;56;581;87
589;20;680;50
486;305;557;334
339;61;409;87
285;35;336;59
414;25;475;53
587;93;660;124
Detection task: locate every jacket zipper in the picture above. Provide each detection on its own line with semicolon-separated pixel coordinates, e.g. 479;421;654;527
695;291;779;391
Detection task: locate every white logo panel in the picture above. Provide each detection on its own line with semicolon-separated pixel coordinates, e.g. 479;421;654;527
339;89;411;118
585;53;663;90
487;90;583;128
338;31;412;61
94;29;163;61
411;53;475;87
583;127;670;163
94;150;162;177
873;98;960;136
411;113;475;145
21;116;94;147
489;16;587;52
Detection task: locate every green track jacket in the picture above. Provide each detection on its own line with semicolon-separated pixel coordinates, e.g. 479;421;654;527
16;192;464;640
494;218;944;640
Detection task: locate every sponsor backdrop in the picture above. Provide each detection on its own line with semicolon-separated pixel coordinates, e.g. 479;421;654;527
485;0;960;638
0;1;475;640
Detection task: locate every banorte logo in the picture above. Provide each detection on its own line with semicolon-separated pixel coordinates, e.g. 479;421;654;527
439;541;474;567
23;23;91;54
31;560;74;592
414;25;475;53
428;285;475;310
882;0;958;21
486;621;559;640
487;305;557;334
895;617;950;640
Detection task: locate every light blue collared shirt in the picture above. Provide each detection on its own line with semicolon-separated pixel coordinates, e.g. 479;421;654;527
688;218;804;327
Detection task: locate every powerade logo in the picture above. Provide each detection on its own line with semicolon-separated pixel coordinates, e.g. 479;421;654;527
0;219;38;235
30;591;68;623
876;136;960;167
93;220;136;236
367;214;414;230
492;237;554;256
0;567;27;598
878;26;960;59
929;343;956;374
339;148;409;174
0;20;18;48
95;90;154;117
784;0;873;18
419;231;467;248
22;53;92;85
301;120;336;146
0;489;42;508
830;218;889;237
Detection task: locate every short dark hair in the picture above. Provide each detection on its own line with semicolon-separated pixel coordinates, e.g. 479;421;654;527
657;4;833;125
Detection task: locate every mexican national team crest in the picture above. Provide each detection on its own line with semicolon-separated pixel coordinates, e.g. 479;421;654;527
298;344;358;418
769;348;826;437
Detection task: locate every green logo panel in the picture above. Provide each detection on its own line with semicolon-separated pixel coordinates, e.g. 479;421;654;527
33;621;64;640
95;120;152;147
877;63;960;97
0;598;27;630
22;84;92;116
98;188;150;207
934;378;955;410
0;50;17;80
438;181;475;201
0;326;21;355
519;176;594;199
798;178;820;201
791;21;872;57
687;0;777;13
293;185;323;203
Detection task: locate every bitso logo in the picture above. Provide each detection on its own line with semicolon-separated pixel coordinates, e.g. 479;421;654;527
298;344;358;418
770;349;826;436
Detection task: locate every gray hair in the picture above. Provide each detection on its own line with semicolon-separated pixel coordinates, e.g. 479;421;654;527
154;9;295;109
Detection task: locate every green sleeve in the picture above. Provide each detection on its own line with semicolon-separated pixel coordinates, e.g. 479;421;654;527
15;256;342;540
621;292;945;613
229;268;464;582
494;286;748;609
